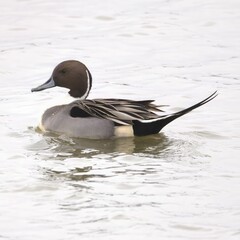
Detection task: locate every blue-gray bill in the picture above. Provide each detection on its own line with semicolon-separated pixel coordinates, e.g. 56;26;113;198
31;77;55;92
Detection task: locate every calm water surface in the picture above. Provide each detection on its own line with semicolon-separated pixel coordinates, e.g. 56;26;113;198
0;0;240;239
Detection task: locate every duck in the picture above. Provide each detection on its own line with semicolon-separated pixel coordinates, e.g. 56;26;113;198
31;60;217;139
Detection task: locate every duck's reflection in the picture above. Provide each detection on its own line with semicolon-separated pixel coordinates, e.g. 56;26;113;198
28;131;178;182
36;132;172;158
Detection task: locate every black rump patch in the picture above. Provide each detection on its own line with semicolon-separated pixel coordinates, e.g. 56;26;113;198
132;120;163;136
70;106;91;118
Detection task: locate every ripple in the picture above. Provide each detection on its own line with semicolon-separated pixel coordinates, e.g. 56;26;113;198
95;16;115;21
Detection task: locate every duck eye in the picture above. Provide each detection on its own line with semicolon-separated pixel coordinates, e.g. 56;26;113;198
60;69;67;74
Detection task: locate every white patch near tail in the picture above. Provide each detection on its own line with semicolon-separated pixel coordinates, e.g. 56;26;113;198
114;125;134;137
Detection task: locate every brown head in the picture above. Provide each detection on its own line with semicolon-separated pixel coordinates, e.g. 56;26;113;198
31;60;92;98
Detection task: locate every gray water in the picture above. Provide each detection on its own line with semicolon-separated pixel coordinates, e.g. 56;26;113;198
0;0;240;239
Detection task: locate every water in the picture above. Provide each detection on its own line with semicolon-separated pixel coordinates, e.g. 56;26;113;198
0;0;240;239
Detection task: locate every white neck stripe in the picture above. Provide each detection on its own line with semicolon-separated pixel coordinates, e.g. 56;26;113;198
80;69;91;100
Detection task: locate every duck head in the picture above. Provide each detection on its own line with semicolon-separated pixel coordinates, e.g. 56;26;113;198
31;60;92;99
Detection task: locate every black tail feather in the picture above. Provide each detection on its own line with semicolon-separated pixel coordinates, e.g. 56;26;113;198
133;91;218;136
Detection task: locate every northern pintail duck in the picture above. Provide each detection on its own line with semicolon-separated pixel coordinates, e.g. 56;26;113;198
31;60;217;139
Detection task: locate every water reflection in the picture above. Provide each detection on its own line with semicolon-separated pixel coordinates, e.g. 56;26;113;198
26;129;205;185
26;131;176;182
28;131;172;158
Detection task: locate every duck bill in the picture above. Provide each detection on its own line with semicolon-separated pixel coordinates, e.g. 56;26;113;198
31;77;55;92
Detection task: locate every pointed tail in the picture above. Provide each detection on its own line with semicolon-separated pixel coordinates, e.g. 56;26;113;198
133;91;218;136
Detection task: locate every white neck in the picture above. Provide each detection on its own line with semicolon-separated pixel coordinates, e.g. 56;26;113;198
80;69;91;100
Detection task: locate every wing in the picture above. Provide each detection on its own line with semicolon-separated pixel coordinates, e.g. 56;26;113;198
70;92;217;126
71;99;165;125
